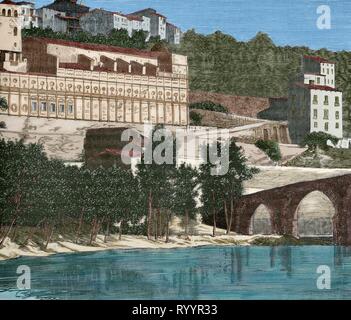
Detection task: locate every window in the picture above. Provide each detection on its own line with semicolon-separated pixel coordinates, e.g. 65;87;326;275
68;104;73;113
325;122;329;131
336;122;339;129
335;96;340;106
59;103;65;113
313;109;318;119
331;68;334;75
14;10;17;17
314;122;318;128
31;101;37;112
323;109;329;120
13;27;17;36
324;96;329;105
317;77;320;84
7;9;11;16
2;9;5;16
313;95;318;104
327;68;329;75
336;111;340;120
40;102;47;112
50;102;56;113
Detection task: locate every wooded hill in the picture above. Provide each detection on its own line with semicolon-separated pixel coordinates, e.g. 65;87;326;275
174;30;351;134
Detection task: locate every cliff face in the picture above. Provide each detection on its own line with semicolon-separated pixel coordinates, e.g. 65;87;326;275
189;91;270;118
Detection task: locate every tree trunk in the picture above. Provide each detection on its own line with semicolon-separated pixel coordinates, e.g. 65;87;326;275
93;218;104;242
44;226;54;250
89;217;97;245
119;220;123;240
158;208;162;238
212;191;216;237
213;209;217;237
165;213;170;243
104;220;110;243
24;219;45;245
0;216;18;246
227;196;234;235
224;200;229;234
75;208;84;243
154;208;158;240
185;209;189;237
147;191;153;240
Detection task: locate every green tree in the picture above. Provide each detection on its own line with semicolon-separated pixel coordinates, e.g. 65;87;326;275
189;101;228;113
0;139;49;246
255;139;282;162
173;164;199;237
302;131;339;155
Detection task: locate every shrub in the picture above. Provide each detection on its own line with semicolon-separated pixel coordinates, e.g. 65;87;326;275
189;110;203;125
0;121;6;129
189;101;228;113
255;139;282;162
301;131;339;151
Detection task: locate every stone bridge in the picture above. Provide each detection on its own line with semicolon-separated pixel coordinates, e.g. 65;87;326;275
234;174;351;245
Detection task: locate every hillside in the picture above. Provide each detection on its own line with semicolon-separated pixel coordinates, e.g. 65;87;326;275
175;30;351;134
285;148;351;168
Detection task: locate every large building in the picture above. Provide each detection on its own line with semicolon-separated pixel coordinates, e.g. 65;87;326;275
37;0;89;33
0;6;189;126
79;9;151;39
131;8;181;44
288;55;343;144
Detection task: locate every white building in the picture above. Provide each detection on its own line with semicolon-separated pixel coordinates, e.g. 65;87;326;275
288;55;343;144
37;7;68;32
79;9;150;39
17;1;38;28
0;0;28;72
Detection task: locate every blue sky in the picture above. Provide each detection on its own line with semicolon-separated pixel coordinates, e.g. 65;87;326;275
35;0;351;51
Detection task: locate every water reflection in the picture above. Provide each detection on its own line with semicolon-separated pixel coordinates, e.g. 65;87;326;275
0;246;350;300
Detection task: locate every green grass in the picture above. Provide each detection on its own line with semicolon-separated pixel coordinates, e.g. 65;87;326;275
285;148;351;168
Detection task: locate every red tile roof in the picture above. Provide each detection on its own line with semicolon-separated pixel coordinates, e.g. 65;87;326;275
56;14;79;20
304;55;335;64
25;37;160;59
0;0;20;5
127;14;143;21
294;82;338;92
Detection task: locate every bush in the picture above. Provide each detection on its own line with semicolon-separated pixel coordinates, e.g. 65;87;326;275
301;131;339;151
189;101;228;113
189;110;202;125
255;139;282;162
0;121;6;129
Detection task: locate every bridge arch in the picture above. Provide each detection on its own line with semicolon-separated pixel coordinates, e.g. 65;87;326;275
292;190;337;238
249;204;273;235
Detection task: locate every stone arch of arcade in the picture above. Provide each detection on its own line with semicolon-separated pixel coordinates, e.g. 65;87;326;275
234;174;351;245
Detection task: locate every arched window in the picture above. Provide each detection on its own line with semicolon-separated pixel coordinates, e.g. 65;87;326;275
13;27;17;36
7;9;11;16
2;9;5;16
14;10;18;17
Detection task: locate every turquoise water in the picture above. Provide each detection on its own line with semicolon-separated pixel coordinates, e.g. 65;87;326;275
0;246;351;300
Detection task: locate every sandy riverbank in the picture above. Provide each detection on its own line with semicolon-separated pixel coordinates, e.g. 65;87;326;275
0;218;281;261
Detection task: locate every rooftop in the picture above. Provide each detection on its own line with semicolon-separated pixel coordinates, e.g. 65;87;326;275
25;37;161;59
304;55;335;64
294;82;338;92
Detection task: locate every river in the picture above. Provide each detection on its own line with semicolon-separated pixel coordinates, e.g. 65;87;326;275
0;245;350;300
